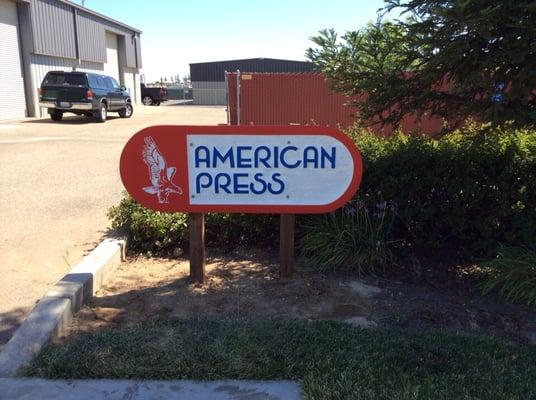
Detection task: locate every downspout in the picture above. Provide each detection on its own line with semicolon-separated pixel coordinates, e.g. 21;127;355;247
16;1;37;117
72;8;81;70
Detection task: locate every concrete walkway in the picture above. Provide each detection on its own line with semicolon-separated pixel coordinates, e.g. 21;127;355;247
0;378;301;400
0;105;226;349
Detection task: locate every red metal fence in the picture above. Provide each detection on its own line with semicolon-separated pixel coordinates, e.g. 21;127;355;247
226;72;446;136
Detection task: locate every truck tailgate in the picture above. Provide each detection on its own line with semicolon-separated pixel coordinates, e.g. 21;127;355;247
42;86;87;101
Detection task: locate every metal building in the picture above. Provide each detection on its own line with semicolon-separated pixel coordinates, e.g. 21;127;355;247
0;0;142;121
189;58;314;105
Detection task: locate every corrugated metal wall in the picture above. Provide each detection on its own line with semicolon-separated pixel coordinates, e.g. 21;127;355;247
227;72;446;136
227;72;355;127
29;0;141;69
122;32;137;68
75;10;106;63
167;88;193;100
192;81;226;105
31;0;77;59
134;35;142;68
190;58;314;82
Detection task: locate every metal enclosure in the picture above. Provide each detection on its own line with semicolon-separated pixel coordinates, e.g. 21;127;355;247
190;58;314;105
226;72;446;136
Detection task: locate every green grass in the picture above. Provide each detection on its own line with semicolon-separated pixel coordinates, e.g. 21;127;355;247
23;318;536;399
480;245;536;305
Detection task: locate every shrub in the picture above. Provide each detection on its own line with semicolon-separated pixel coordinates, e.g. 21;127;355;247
109;124;536;270
349;123;536;256
480;246;536;306
299;197;398;275
201;212;278;249
108;195;188;254
108;195;278;254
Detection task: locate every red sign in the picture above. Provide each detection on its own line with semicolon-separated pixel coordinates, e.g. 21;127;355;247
120;125;362;214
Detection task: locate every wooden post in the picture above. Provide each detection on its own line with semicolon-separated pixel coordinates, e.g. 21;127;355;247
189;213;205;283
280;214;295;278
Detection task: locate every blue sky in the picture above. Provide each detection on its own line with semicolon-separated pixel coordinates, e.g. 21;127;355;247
71;0;387;82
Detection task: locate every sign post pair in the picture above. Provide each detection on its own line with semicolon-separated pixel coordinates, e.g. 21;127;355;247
120;125;362;283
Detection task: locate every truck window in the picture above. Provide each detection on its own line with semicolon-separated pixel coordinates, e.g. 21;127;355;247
96;76;107;89
88;75;98;88
108;77;120;89
43;73;87;86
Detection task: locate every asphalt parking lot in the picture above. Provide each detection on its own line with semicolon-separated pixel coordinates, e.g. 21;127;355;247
0;104;226;348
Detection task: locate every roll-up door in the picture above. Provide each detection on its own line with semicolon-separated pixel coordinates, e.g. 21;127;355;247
0;0;26;120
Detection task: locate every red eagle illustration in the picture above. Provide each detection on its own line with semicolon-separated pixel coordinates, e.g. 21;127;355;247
142;136;183;203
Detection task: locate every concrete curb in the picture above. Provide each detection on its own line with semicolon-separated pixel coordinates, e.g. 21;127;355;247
0;378;302;399
0;237;126;377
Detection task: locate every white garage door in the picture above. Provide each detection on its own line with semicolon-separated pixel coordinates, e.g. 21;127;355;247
122;68;136;102
0;0;26;120
103;31;120;82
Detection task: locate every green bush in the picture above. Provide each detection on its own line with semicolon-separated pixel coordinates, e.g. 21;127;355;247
300;197;398;275
349;123;536;256
108;195;188;254
109;124;536;272
108;195;278;254
480;246;536;305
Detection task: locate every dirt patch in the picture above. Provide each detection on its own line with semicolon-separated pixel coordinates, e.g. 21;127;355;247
64;249;377;338
63;248;535;345
377;280;536;343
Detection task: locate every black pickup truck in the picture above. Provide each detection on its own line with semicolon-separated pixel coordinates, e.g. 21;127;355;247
141;83;168;106
39;71;133;122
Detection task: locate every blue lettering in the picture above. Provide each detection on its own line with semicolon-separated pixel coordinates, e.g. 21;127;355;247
268;173;285;194
254;146;271;168
195;172;212;194
321;147;336;168
250;173;268;194
280;146;301;168
214;173;232;194
236;146;252;168
303;146;319;168
213;147;235;168
233;173;249;193
195;146;210;168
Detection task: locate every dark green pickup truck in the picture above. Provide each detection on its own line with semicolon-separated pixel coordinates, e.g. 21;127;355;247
39;71;133;122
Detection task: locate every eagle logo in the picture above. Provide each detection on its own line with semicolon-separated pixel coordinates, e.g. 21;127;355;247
142;136;183;203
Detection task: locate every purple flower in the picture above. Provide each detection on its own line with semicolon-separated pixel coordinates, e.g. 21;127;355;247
376;201;387;211
345;206;356;216
373;210;385;220
491;93;503;103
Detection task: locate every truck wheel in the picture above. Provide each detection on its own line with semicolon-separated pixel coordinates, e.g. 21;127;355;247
142;96;153;106
94;102;107;123
49;109;63;121
118;102;133;118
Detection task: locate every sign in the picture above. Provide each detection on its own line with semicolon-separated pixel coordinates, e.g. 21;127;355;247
120;125;362;214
